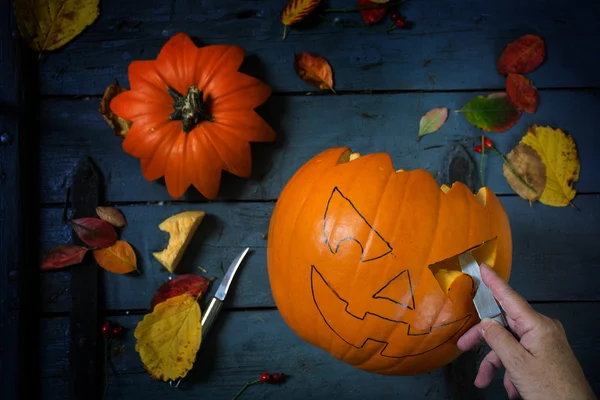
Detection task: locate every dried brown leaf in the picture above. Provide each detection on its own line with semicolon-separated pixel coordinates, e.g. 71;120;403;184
96;206;127;227
100;82;132;138
294;52;335;93
503;143;545;202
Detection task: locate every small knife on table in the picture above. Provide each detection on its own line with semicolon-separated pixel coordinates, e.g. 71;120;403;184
458;252;508;327
170;247;250;388
201;247;250;337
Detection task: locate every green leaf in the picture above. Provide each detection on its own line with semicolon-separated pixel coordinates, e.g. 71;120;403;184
418;107;448;139
457;93;521;132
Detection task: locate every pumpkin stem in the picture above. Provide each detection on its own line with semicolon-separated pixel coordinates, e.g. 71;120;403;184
168;85;214;133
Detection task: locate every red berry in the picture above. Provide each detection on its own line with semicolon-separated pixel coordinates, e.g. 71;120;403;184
272;373;285;383
395;17;406;28
101;321;112;338
474;144;483;153
259;373;272;383
391;12;401;21
112;325;124;337
483;137;493;149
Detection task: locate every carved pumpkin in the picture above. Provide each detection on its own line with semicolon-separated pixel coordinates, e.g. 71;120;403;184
111;33;275;199
267;148;512;375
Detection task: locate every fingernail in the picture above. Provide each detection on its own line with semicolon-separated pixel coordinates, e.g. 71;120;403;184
480;318;496;334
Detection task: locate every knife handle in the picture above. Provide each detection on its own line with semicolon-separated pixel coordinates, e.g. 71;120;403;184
201;297;223;338
491;312;508;328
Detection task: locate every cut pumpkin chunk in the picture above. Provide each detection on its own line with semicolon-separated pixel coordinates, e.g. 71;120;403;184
153;211;206;273
434;269;465;294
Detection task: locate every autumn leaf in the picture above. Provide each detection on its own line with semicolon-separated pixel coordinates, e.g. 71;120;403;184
504;126;579;207
498;34;545;76
294;53;335;93
369;0;391;3
71;218;117;248
15;0;100;52
457;93;521;132
418;107;448;139
135;294;202;381
96;206;127;227
93;241;137;274
503;144;545;202
506;74;539;114
41;244;88;271
281;0;321;39
151;275;211;310
359;0;387;25
100;82;132;138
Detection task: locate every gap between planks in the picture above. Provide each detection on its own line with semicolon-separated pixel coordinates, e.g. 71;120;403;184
39;86;600;101
39;192;600;209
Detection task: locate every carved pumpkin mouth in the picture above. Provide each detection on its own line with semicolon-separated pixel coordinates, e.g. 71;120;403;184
310;265;471;359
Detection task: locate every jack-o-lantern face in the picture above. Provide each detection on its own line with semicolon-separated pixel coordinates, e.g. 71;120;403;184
268;148;512;375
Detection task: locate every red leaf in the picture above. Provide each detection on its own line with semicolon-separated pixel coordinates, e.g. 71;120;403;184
359;0;387;25
70;218;117;248
506;73;539;114
150;275;211;310
41;244;89;271
498;34;545;76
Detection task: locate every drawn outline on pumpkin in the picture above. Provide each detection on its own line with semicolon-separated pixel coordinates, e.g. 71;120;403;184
314;186;472;358
324;187;393;262
311;266;472;358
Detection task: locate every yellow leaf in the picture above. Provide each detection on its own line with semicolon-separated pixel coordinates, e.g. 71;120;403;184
93;240;137;274
15;0;100;52
153;211;205;273
504;125;579;207
134;294;202;381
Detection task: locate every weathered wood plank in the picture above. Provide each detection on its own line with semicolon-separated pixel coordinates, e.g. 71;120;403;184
40;194;600;312
38;0;600;95
39;91;600;204
39;303;600;399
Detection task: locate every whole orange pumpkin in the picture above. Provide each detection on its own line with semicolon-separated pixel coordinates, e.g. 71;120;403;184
267;148;512;375
111;33;275;199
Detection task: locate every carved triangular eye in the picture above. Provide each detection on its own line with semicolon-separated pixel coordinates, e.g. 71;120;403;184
324;187;393;262
373;270;415;310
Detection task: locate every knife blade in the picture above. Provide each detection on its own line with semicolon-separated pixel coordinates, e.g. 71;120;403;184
458;252;507;327
201;247;250;337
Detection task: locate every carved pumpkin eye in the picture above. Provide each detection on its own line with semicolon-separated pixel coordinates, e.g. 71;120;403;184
268;148;512;376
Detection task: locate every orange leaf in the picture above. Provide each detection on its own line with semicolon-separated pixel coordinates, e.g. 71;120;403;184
71;218;117;248
281;0;321;39
93;240;137;274
294;52;335;93
506;73;539;114
96;206;127;227
41;244;89;271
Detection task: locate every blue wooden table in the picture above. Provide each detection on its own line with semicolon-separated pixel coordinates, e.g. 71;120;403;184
4;0;600;398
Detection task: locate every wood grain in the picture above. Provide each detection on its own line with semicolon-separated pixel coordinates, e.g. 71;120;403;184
39;91;600;204
39;304;600;398
40;194;600;312
37;0;600;95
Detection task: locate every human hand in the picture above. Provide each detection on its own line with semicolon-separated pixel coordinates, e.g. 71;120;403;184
457;264;596;400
